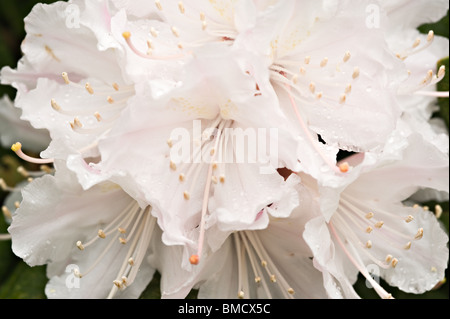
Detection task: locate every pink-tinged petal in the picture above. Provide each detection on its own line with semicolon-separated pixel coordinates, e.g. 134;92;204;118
346;133;449;203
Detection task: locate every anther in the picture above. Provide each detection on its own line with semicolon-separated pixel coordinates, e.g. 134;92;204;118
2;206;12;220
414;228;423;240
261;260;267;267
238;291;245;299
422;70;433;84
40;165;53;173
14;201;20;209
113;280;123;288
85;83;94;94
178;1;185;14
107;96;114;104
128;258;135;266
170;161;177;171
352;67;360;79
0;179;7;191
287;288;295;295
119;237;127;244
343;51;351;62
365;212;374;219
320;57;328;67
171;26;180;38
316;92;323;99
339;93;346;104
304;56;310;64
365;240;372;249
412;38;421;48
74;269;82;278
179;173;185;182
270;275;277;283
299;66;306;75
426;30;434;42
146;40;154;51
291;74;299;84
62;72;70;84
98;229;106;239
435;204;443;218
118;228;126;234
73;117;82;128
121;276;128;285
17;166;29;177
112;82;120;91
391;258;398;268
385;255;393;263
200;12;205;21
155;0;162;11
405;215;414;223
366;226;373;233
94;112;102;122
339;162;349;173
255;276;261;283
183;191;190;200
309;82;316;93
202;20;207;30
219;175;226;183
150;27;158;38
404;241;411;250
375;221;384;228
438;65;445;78
189;254;199;265
76;241;85;250
211;176;218;184
50;99;61;111
345;84;352;94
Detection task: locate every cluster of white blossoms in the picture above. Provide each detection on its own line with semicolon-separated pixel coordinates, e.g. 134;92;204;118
0;0;449;299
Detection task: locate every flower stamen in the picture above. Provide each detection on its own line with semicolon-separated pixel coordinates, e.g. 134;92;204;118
11;142;54;165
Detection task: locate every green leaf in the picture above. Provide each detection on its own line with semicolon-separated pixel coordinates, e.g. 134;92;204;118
0;217;19;282
437;57;449;128
418;10;449;39
0;262;47;299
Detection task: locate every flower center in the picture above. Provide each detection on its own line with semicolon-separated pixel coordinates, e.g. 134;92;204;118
167;117;233;264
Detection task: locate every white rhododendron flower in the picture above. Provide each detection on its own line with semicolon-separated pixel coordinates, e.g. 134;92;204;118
303;133;449;298
151;176;329;299
0;0;448;300
9;163;160;299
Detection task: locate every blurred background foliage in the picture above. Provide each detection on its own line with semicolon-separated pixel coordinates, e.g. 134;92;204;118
0;0;448;299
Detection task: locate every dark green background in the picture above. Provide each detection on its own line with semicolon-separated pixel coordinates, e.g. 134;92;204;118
0;0;448;299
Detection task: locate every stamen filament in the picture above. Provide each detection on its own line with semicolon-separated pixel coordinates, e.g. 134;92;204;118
329;221;393;299
122;31;190;60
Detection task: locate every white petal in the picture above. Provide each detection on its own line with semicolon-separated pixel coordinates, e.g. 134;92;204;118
0;95;50;152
